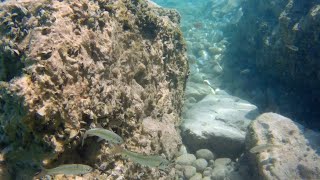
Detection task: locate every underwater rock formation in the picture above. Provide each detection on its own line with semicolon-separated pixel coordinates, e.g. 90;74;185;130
0;0;188;179
230;0;320;87
181;92;259;158
226;0;320;127
246;113;320;179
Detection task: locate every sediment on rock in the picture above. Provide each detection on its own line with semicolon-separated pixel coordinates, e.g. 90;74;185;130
0;0;188;179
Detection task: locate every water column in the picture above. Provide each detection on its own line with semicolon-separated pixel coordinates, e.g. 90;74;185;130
153;0;258;179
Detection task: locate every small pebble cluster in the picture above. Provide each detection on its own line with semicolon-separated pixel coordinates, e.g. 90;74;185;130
174;146;242;180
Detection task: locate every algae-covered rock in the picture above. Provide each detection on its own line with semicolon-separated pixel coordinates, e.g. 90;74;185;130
246;113;320;179
0;0;188;179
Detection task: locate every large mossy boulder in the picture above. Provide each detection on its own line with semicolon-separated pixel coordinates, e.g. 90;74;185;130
0;0;188;179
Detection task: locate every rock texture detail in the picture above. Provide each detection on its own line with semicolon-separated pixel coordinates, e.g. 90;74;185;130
246;113;320;180
181;92;259;158
0;0;188;179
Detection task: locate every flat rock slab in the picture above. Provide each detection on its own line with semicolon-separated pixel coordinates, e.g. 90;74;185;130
181;92;259;157
246;113;320;179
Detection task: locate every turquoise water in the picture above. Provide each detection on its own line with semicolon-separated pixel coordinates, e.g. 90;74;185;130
154;0;320;179
1;0;320;179
154;0;320;129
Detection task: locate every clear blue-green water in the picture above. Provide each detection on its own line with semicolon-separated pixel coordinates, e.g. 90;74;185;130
154;0;320;178
154;0;320;130
1;0;320;179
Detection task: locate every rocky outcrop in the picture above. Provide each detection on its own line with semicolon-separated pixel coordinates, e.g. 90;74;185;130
0;0;188;179
230;0;320;87
181;92;259;158
226;0;320;127
246;113;320;180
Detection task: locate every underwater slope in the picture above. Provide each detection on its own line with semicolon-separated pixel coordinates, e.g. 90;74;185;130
0;0;188;179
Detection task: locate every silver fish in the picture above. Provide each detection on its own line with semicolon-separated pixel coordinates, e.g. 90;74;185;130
286;45;299;51
111;145;170;170
82;128;124;146
34;164;92;178
250;144;280;153
240;69;250;74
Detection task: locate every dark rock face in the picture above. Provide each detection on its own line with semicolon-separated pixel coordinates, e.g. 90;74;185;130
234;0;320;84
225;0;320;128
0;0;188;179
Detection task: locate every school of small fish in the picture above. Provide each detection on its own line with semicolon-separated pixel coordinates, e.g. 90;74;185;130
34;128;169;178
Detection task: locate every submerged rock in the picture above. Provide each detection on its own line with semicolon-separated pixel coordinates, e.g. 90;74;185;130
213;158;232;168
195;149;215;161
176;154;197;166
246;113;320;179
181;92;259;158
228;0;320;128
192;158;208;172
0;0;188;179
184;165;197;179
189;172;202;180
203;167;213;176
184;82;213;101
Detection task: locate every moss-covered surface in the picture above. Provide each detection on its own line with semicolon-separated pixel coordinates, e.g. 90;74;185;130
0;0;188;179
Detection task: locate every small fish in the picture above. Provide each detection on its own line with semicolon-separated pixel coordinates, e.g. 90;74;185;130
249;144;281;154
82;128;124;146
111;145;170;170
34;164;92;178
286;45;299;51
240;69;250;75
203;80;212;86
